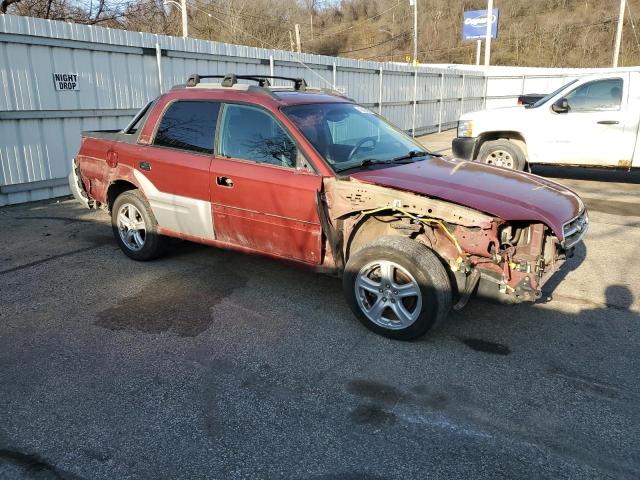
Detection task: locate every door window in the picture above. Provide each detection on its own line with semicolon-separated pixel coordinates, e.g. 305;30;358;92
565;78;623;112
219;104;297;168
153;101;220;153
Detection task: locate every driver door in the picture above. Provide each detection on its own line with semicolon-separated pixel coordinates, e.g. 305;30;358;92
210;103;323;264
533;75;632;166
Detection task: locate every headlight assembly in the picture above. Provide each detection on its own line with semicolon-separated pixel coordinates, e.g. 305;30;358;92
457;120;473;138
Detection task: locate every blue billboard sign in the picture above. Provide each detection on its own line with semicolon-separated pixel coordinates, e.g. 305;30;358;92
463;9;499;41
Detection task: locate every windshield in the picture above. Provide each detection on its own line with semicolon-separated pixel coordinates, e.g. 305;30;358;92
282;103;427;172
530;79;578;108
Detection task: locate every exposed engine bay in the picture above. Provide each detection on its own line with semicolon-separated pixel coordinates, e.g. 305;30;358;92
322;178;572;307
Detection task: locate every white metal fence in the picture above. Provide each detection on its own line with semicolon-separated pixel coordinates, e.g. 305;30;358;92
0;15;628;206
0;15;489;205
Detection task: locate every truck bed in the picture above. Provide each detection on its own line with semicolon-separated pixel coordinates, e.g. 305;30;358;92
81;130;138;144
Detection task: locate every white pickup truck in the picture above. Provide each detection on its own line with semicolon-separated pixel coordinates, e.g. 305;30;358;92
452;72;640;170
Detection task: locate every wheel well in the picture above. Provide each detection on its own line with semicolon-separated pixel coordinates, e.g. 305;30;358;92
107;180;137;211
475;131;528;160
345;214;415;261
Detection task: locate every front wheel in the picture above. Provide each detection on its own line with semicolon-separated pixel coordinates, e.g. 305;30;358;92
111;189;167;261
343;236;452;340
477;139;526;170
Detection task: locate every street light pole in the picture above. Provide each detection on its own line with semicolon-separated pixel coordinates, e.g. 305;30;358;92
164;0;188;38
613;0;626;67
484;0;493;68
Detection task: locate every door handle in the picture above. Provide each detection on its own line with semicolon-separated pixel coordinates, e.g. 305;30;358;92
216;176;234;188
597;120;619;125
139;161;152;171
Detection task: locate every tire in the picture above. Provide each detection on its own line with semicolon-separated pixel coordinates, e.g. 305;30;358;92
477;139;526;170
111;189;167;261
343;236;452;340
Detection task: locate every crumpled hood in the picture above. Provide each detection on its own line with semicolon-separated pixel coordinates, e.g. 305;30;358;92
350;156;583;238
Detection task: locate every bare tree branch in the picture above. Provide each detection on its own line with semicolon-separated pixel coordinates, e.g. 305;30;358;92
1;0;22;14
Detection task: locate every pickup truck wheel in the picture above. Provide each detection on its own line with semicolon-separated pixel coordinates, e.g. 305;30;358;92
477;139;526;170
343;236;452;340
111;190;166;261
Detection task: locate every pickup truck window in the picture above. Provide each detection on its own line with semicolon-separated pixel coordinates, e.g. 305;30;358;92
530;79;577;108
153;100;220;154
564;78;623;112
219;104;297;168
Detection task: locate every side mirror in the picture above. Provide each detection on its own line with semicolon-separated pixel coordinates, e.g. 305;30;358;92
552;97;569;113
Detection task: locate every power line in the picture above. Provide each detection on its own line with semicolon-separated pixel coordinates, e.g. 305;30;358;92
626;1;640;53
335;30;409;55
306;1;402;42
185;0;334;88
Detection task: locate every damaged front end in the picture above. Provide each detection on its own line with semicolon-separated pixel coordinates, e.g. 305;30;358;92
322;177;586;308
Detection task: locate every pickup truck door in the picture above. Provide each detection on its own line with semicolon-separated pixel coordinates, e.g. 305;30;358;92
127;99;220;240
531;74;635;166
210;103;323;264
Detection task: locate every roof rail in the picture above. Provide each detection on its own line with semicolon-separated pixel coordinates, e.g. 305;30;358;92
187;73;308;91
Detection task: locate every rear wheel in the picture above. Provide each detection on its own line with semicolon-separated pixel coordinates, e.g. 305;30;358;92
111;189;166;261
343;236;452;340
477;139;526;170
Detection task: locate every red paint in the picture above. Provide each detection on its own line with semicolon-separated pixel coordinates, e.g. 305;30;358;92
210;156;322;263
351;156;582;239
76;84;585;283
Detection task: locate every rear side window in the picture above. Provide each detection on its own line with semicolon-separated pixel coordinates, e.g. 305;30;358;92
153;101;220;153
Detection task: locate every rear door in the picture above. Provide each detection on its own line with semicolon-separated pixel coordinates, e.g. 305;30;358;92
126;99;220;240
210;103;323;264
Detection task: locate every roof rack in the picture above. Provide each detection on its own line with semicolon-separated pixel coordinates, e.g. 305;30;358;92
187;73;307;91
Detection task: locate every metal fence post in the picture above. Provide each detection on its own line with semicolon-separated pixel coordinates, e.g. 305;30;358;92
483;74;489;109
155;39;163;94
378;67;383;115
269;55;274;77
332;62;337;90
460;74;465;117
411;68;418;137
438;73;445;133
521;74;525;95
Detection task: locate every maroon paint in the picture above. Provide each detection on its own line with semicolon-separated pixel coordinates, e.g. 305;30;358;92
351;156;582;239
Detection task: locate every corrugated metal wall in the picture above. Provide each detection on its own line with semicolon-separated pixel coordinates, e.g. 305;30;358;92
0;14;489;206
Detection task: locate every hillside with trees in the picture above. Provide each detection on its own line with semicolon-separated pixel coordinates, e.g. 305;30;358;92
2;0;640;67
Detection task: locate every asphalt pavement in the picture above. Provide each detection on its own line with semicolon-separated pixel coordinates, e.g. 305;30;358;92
1;142;639;479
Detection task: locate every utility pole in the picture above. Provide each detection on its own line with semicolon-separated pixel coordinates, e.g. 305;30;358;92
294;24;302;53
484;0;493;68
613;0;626;67
410;0;418;64
164;0;188;37
180;0;188;38
289;31;295;52
476;40;481;65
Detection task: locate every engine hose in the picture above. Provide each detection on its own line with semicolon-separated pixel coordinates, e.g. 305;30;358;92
360;206;467;261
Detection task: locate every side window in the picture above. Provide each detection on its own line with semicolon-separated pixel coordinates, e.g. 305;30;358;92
220;104;297;168
565;78;623;112
153;101;220;154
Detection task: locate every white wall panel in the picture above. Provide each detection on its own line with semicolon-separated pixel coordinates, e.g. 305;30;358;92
2;13;600;206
